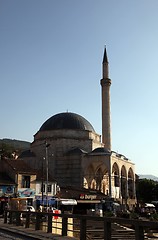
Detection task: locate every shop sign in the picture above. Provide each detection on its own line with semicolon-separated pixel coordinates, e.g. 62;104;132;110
35;196;54;200
18;188;35;198
79;194;97;200
0;186;14;195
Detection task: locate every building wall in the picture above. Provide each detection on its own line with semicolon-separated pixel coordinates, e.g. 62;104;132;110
54;155;82;187
36;182;57;196
16;174;36;189
28;129;102;179
32;129;102;155
21;129;136;205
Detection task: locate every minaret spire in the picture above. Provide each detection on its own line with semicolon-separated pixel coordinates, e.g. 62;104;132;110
100;46;111;151
102;45;109;78
103;45;108;63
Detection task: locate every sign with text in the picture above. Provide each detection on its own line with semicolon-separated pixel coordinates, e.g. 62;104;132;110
79;194;97;200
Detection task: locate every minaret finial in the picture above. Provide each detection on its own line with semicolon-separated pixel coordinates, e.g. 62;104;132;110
103;45;108;64
102;46;109;78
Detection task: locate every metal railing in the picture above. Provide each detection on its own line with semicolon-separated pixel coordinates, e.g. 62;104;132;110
3;210;158;240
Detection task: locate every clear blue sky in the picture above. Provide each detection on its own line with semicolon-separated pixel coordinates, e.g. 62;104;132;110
1;0;158;176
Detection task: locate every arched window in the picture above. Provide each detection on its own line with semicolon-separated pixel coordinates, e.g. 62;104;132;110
112;162;119;187
91;179;96;189
83;177;88;189
121;166;127;199
95;168;103;191
128;168;135;198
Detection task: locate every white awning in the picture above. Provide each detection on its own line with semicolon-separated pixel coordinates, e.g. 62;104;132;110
145;203;155;208
77;200;101;204
113;202;120;206
59;199;77;205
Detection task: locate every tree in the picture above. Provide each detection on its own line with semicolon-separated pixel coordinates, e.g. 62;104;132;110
136;178;158;203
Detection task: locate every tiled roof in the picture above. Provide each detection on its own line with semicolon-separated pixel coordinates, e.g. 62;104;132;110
18;149;36;158
58;186;106;200
5;159;37;174
0;172;15;185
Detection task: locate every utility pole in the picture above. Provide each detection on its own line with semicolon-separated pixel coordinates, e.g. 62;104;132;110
45;142;50;211
41;158;44;207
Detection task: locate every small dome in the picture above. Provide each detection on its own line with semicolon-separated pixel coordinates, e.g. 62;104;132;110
39;112;95;132
90;147;111;155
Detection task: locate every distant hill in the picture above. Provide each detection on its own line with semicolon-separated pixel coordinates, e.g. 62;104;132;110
0;138;30;151
138;174;158;182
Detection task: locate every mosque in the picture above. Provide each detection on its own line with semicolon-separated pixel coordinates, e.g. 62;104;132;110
20;48;136;206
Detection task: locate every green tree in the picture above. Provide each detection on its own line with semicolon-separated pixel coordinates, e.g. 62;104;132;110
136;178;157;203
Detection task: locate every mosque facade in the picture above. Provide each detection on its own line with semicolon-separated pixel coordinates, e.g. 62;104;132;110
20;48;136;206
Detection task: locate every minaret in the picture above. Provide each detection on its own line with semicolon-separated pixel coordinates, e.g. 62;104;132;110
100;47;111;150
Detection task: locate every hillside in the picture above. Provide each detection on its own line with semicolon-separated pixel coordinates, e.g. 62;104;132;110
0;138;30;156
139;174;158;182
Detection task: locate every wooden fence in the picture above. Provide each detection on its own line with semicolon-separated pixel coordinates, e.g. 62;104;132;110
3;210;158;240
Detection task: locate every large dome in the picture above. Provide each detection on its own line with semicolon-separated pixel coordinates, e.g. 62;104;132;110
39;112;95;132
